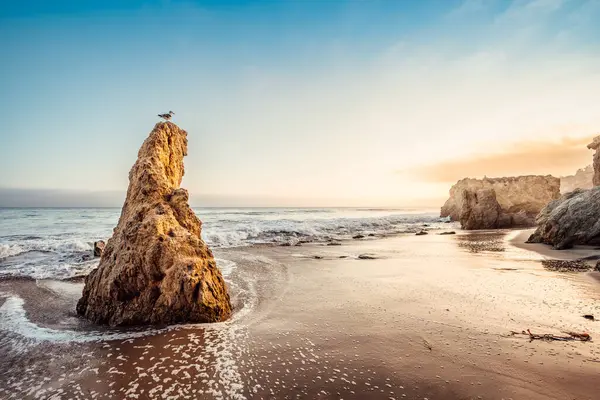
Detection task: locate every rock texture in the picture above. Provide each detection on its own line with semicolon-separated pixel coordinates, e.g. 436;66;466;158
587;135;600;186
77;122;232;326
560;165;593;193
527;188;600;249
441;175;560;230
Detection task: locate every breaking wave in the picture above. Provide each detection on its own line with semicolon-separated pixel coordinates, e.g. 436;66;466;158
203;212;448;247
0;207;451;280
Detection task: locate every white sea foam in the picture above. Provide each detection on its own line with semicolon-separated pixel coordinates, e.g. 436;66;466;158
0;293;170;345
0;243;24;259
202;211;447;248
215;258;237;277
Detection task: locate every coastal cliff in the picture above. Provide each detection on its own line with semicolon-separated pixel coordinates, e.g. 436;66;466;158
441;175;560;230
77;122;232;326
528;135;600;249
560;165;593;193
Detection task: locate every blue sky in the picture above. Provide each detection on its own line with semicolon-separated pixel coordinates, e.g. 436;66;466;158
1;0;600;207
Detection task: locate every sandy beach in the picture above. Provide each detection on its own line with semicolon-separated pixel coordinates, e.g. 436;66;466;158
1;229;599;399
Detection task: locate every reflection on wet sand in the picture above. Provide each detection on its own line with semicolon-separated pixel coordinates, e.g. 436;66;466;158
454;231;506;253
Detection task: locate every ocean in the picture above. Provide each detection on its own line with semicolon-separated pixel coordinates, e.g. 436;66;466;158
0;207;448;280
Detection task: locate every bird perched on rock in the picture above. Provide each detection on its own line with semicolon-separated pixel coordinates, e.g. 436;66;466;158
158;111;175;121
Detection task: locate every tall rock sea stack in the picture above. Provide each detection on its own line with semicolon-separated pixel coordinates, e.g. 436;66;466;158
77;122;232;326
440;175;560;230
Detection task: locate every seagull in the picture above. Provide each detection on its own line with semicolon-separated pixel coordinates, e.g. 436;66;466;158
158;111;175;121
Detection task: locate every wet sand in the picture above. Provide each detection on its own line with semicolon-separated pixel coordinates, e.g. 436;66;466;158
511;229;600;261
1;230;599;399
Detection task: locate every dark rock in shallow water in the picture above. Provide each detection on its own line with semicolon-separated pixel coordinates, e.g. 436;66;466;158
358;254;377;260
415;231;428;236
327;241;342;246
438;231;456;235
541;259;591;272
77;122;231;326
527;187;600;249
352;234;365;239
93;241;105;257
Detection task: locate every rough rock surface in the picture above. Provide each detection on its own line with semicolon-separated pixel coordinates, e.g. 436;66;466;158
458;188;503;230
587;136;600;186
93;241;105;257
560;165;593;193
77;122;231;326
440;175;560;230
527;187;600;249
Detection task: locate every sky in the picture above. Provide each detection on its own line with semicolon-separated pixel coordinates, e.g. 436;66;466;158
1;0;600;207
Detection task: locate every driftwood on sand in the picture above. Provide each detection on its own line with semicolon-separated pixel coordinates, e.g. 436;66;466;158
509;329;591;342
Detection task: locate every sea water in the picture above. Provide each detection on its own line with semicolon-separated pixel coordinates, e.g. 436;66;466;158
0;207;446;280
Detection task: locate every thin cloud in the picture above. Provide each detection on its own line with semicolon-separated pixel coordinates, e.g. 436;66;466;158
405;136;595;183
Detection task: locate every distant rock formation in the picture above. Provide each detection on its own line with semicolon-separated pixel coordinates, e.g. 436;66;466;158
458;188;503;230
527;188;600;249
441;175;560;230
587;135;600;186
77;122;232;326
560;165;593;194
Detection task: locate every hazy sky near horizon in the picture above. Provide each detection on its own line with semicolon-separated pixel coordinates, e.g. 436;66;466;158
2;0;600;207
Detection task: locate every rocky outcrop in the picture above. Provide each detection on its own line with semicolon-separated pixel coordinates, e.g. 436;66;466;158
77;122;232;326
441;175;560;230
560;165;593;193
587;136;600;186
527;188;600;249
458;188;503;230
93;241;105;257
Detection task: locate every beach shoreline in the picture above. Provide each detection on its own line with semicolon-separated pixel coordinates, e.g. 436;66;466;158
1;229;599;399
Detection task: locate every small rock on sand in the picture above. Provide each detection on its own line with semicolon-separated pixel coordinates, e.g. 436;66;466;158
438;231;456;235
352;234;365;239
415;231;428;236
